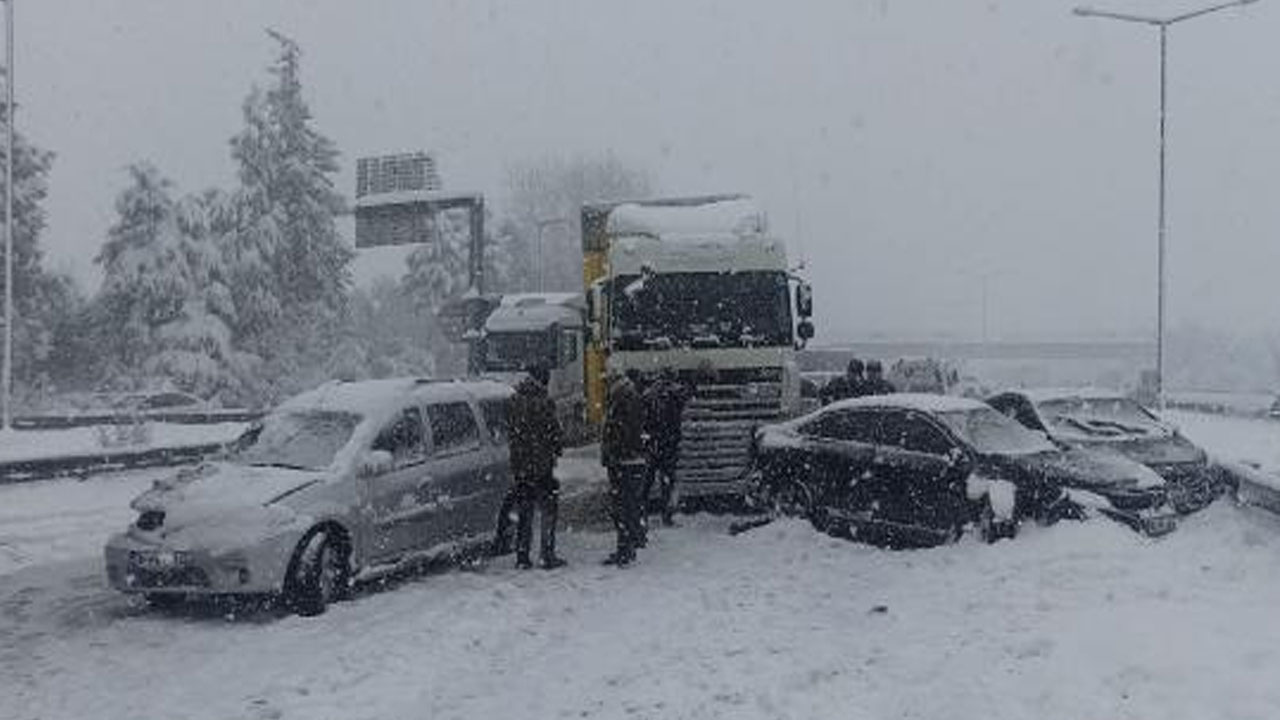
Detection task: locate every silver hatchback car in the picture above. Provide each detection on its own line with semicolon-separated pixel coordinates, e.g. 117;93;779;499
105;377;514;615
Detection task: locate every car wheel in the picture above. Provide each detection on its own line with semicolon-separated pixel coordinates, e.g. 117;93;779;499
978;500;1018;544
771;479;814;519
285;529;349;617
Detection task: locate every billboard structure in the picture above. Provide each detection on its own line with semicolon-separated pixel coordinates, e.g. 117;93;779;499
353;152;486;295
354;151;489;372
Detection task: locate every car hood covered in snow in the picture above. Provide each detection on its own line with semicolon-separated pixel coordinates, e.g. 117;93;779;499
982;446;1165;493
1068;433;1206;468
130;461;325;531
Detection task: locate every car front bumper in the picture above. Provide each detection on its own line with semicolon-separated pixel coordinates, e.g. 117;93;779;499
1097;507;1179;537
104;529;301;596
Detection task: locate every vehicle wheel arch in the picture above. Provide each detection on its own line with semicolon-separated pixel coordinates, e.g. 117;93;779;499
282;520;354;608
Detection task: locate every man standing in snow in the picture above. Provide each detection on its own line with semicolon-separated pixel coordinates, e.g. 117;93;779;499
642;367;690;530
864;360;896;396
601;369;648;567
822;358;865;405
508;365;567;570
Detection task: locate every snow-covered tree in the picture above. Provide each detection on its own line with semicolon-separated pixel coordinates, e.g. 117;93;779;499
401;208;473;314
504;152;651;291
95;164;245;401
226;30;351;356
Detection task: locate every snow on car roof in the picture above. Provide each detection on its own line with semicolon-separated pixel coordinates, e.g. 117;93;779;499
827;393;988;414
279;377;512;421
1017;387;1129;404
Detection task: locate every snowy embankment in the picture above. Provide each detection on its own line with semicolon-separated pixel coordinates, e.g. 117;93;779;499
4;413;1280;719
0;422;248;464
1164;410;1280;472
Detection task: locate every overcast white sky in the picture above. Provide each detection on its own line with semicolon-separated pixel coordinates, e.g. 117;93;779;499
20;0;1280;342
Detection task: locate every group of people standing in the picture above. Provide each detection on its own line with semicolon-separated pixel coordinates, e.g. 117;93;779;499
819;357;896;405
600;368;690;567
494;364;691;570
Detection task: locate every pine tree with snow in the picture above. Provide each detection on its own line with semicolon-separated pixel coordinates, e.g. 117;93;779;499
226;30;352;362
95;164;246;401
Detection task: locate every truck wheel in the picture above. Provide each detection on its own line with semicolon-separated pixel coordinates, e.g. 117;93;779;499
285;529;349;617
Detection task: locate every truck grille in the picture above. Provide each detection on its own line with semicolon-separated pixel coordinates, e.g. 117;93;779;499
676;383;784;491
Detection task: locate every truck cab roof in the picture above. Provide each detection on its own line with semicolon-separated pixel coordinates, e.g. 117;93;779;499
484;293;584;333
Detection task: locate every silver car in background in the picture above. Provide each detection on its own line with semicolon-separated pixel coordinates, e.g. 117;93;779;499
105;377;514;615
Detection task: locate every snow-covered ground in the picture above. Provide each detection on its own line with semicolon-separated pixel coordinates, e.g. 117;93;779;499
1164;409;1280;472
0;423;249;463
3;413;1280;720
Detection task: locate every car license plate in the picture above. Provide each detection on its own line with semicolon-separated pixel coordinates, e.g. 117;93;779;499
1144;515;1177;537
131;550;186;571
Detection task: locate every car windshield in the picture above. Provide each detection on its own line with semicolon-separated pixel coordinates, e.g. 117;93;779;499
937;407;1055;456
482;330;553;372
611;270;792;350
233;410;362;471
1039;397;1166;438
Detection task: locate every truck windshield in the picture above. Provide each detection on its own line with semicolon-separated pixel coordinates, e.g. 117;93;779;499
483;331;553;371
612;271;792;350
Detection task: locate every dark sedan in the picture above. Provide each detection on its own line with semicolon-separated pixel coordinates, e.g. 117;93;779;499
749;394;1176;548
986;388;1224;513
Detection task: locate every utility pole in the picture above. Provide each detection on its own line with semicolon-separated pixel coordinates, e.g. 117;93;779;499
3;0;14;433
1073;0;1262;408
534;217;571;293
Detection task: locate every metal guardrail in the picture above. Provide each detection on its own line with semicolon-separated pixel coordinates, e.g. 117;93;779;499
9;409;265;431
0;441;229;485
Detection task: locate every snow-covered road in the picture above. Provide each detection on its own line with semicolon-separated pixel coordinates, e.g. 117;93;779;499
2;413;1280;720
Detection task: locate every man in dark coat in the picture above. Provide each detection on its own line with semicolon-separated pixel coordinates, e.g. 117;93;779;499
821;358;865;405
864;359;897;396
601;369;648;567
642;368;690;529
508;365;566;570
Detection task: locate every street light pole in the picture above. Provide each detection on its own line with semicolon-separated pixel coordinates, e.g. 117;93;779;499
1074;0;1260;408
533;217;570;293
2;0;13;433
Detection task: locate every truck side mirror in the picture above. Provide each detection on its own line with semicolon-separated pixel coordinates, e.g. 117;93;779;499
795;282;813;318
796;320;815;347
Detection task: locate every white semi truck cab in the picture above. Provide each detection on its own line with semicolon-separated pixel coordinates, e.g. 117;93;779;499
582;195;814;496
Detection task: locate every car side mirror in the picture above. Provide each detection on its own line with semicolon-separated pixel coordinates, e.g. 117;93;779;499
358;450;394;478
